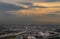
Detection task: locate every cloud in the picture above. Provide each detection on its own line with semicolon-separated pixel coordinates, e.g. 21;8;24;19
18;2;32;5
0;1;60;24
50;11;60;15
0;2;23;11
8;7;60;16
1;1;60;16
0;2;27;16
30;0;60;2
45;0;60;2
32;2;60;7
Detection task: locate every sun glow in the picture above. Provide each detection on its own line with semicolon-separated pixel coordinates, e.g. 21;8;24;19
33;2;60;7
16;8;60;15
7;2;60;16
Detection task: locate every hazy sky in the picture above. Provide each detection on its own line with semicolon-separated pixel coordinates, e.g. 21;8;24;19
0;0;60;24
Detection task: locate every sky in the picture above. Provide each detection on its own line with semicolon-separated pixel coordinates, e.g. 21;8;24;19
0;0;60;24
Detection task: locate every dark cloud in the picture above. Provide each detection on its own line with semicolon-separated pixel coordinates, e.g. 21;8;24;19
0;2;33;24
0;2;28;16
0;2;25;11
32;6;48;8
18;2;32;5
18;2;48;8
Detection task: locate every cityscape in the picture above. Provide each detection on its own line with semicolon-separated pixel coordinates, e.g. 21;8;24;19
0;0;60;39
0;24;60;39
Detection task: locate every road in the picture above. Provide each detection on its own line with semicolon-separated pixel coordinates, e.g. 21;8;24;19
0;31;27;38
